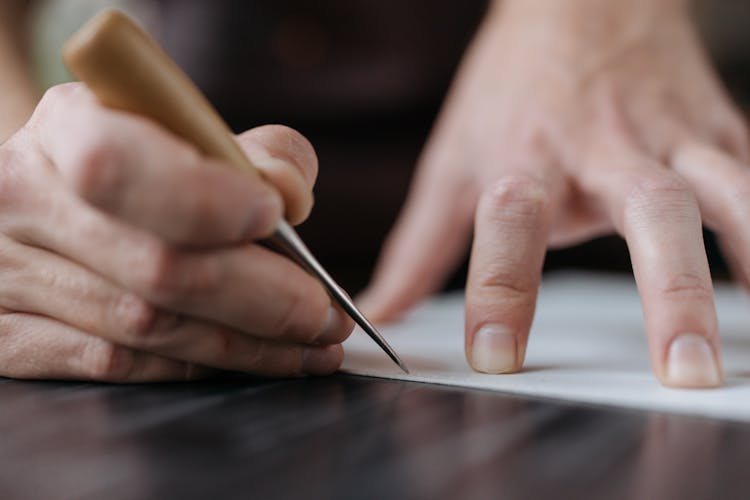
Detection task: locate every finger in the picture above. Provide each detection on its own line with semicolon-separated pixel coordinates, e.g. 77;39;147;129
32;83;283;246
123;244;355;348
358;154;477;322
592;156;722;388
465;172;561;374
10;207;353;348
672;142;750;285
0;312;203;382
238;124;318;224
0;239;344;376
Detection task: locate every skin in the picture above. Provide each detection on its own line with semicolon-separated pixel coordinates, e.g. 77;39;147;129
0;83;354;381
361;0;750;388
2;0;748;386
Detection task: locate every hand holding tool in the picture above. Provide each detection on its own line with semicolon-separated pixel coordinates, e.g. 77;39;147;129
63;9;408;373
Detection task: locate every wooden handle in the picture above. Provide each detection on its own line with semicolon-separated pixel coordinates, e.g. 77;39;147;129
63;9;260;179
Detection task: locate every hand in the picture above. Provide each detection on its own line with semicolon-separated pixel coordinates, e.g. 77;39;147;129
361;0;748;387
0;82;353;382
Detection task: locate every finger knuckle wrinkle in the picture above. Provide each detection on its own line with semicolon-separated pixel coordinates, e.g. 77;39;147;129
68;133;120;201
482;176;550;219
477;268;535;302
661;273;713;301
135;242;180;300
115;295;157;341
81;339;134;381
207;328;234;359
624;176;691;213
180;259;221;298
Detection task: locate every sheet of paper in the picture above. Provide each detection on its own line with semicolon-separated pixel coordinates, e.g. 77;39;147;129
342;272;750;422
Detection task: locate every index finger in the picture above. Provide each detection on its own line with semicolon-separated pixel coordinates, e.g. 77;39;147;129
32;84;318;245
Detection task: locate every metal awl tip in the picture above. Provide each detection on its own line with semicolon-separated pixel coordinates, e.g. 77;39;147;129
270;221;410;373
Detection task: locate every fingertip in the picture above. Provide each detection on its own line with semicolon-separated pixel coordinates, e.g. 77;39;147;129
237;124;318;186
466;324;525;374
659;332;723;389
240;140;314;225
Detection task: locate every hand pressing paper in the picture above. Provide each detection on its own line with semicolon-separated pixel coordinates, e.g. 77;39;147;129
342;273;750;422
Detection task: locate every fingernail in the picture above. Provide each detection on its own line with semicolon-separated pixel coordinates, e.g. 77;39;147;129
302;346;340;376
244;143;294;175
665;333;722;388
471;325;517;374
315;307;344;345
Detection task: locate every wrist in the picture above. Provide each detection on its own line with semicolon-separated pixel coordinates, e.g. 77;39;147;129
480;0;698;71
489;0;692;44
495;0;689;23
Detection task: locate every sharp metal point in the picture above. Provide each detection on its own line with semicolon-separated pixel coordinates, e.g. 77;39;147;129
338;299;410;375
270;221;410;374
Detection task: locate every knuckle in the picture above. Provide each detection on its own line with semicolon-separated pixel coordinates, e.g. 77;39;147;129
133;242;219;304
80;339;134;381
113;294;158;341
660;272;713;301
132;241;180;300
623;174;694;222
66;130;120;202
479;175;552;225
178;259;221;298
202;327;234;361
34;83;78;118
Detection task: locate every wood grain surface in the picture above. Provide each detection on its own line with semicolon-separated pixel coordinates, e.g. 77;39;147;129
0;375;747;500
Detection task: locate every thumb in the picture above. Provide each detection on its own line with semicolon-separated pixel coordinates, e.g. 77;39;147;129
238;125;318;225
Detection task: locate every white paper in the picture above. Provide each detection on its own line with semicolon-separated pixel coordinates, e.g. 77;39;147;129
342;272;750;421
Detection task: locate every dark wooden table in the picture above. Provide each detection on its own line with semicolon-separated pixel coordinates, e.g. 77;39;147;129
1;374;748;500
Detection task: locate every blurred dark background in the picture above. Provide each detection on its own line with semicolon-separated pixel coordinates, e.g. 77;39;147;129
34;0;750;293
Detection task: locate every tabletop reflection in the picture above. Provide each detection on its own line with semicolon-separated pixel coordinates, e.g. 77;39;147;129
0;375;748;500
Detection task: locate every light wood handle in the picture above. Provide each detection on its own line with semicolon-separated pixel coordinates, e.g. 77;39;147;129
63;9;260;179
